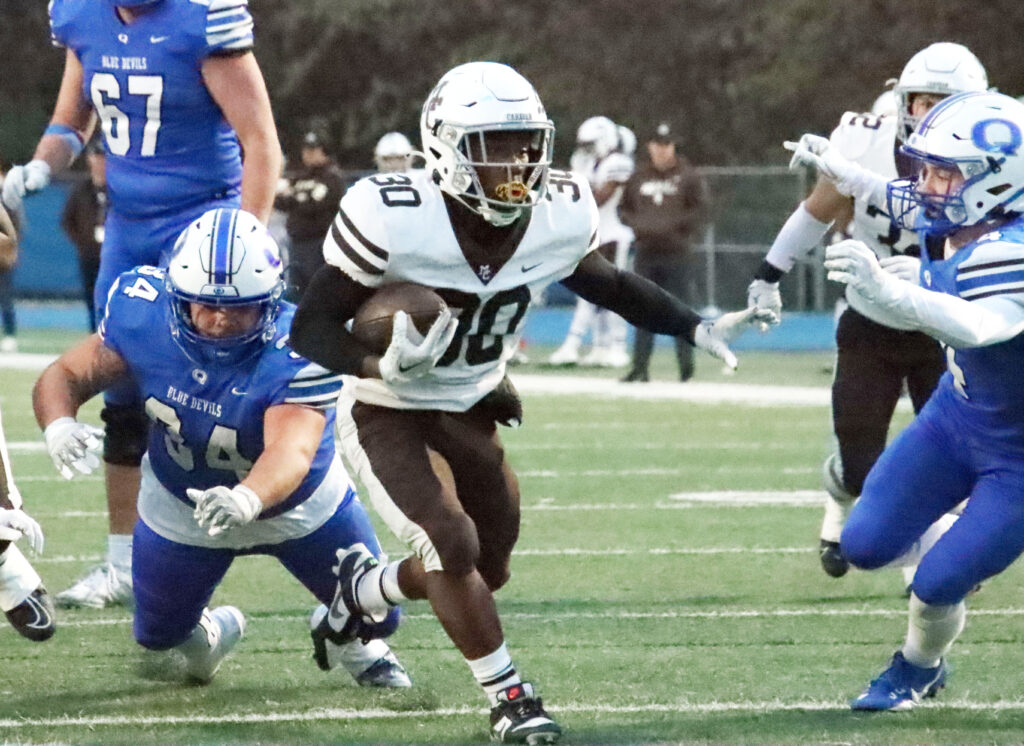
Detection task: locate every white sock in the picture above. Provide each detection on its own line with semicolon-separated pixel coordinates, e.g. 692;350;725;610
355;561;405;619
903;592;965;669
888;513;958;569
107;534;132;570
466;642;521;706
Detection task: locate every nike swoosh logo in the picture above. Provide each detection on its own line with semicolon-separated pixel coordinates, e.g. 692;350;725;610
521;262;543;273
150;35;169;43
230;387;247;396
397;362;419;373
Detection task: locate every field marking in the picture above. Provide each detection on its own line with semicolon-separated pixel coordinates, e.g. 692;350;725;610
5;697;1024;729
22;607;1024;630
0;351;57;371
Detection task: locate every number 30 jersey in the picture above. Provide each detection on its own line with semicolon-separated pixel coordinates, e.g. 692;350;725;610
323;169;599;411
49;0;252;219
829;111;920;259
100;267;343;515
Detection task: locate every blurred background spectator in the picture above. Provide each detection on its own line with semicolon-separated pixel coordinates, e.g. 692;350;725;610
275;130;345;302
619;122;709;382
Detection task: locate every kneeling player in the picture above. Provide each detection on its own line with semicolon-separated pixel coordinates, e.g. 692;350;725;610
33;208;407;686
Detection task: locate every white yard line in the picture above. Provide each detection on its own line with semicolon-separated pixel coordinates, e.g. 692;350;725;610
4;697;1024;729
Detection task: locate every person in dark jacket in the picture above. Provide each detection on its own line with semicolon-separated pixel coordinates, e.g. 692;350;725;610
60;140;105;331
619;122;709;381
275;131;346;302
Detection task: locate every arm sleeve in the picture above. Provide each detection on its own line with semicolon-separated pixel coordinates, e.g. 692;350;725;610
847;283;1024;348
289;264;376;374
762;202;832;274
561;250;703;342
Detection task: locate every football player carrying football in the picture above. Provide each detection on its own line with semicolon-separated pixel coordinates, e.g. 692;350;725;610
3;0;281;609
290;61;764;744
32;209;408;688
823;90;1024;710
747;43;988;583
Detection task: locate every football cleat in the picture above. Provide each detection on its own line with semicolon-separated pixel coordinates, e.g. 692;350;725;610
489;682;561;744
180;606;245;685
55;563;133;609
355;651;413;688
309;604;411;687
851;651;946;711
5;586;55;642
819;539;850;578
620;369;649;383
547;343;579;366
312;544;379;650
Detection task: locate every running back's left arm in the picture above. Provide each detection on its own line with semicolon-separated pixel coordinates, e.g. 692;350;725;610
562;250;703;341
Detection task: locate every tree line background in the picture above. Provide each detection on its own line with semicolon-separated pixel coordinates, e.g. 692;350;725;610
3;0;1024;170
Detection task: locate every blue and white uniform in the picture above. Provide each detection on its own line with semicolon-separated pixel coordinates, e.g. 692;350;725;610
49;0;252;317
842;219;1024;605
99;265;397;649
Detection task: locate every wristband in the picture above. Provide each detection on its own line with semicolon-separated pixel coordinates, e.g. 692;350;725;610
44;123;84;159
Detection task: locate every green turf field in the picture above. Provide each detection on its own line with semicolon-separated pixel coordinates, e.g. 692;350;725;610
3;337;1023;745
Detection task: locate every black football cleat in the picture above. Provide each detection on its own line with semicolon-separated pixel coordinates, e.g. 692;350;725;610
819;539;850;578
489;682;561;744
5;586;56;642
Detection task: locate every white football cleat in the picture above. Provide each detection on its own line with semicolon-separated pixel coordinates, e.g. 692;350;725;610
547;342;580;366
179;606;245;684
55;562;133;609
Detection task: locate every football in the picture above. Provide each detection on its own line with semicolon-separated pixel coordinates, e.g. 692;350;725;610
350;282;448;354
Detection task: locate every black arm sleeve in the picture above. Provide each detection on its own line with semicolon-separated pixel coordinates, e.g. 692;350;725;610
290;264;376;374
561;250;703;343
753;259;786;283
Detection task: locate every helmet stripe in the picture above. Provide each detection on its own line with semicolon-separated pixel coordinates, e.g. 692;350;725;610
211;208;235;285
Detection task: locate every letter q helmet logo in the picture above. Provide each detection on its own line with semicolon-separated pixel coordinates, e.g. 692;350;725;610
972;118;1023;156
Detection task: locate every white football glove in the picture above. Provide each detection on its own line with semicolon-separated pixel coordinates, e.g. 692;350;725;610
746;279;782;331
188;484;263;537
0;508;44;555
879;254;922;285
783;135;886;205
378;309;458;385
824;239;901;305
1;160;51;213
693;307;762;371
43;417;104;480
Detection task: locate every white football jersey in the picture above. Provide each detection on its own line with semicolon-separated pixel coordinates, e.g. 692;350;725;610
829;111;920;259
590;152;635;250
323;169;599;410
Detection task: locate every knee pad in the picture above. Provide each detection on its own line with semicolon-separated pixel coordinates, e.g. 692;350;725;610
423;510;480;579
822;452;857;504
101;405;149;466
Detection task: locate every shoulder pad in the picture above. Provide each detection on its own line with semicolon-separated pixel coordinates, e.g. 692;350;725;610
955;236;1024;301
206;0;254;54
830;111;896;162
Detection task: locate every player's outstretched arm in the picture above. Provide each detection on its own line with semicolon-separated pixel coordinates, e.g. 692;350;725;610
33;336;128;479
190;403;325;536
825;239;1024;347
291;264;377;375
562;250;764;368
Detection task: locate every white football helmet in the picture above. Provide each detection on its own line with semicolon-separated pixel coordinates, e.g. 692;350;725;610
894;42;988;141
617;124;637;156
420;61;554;227
374;132;413;172
576;116;620;160
166;208;284;364
888;91;1024;235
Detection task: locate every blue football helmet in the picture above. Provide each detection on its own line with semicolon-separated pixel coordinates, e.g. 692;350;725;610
887;91;1024;236
165;208;284;365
